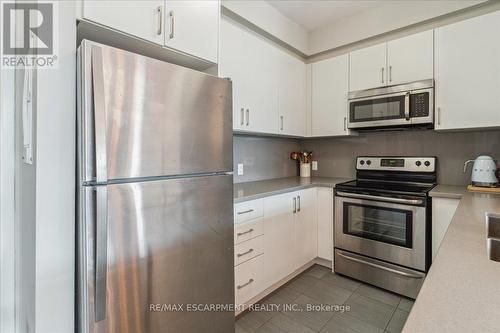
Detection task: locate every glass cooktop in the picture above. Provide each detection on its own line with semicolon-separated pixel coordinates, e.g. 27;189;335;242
336;179;436;195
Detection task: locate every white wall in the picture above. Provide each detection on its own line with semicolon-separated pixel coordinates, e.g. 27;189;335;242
35;1;76;332
308;0;483;54
222;0;309;55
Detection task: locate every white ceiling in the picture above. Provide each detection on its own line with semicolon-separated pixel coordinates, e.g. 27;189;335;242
266;1;389;32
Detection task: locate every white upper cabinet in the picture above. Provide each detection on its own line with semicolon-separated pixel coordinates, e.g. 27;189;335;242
221;18;289;135
82;1;165;44
435;11;500;130
311;54;350;136
349;43;387;91
163;0;219;63
387;30;434;85
278;51;307;136
350;31;434;91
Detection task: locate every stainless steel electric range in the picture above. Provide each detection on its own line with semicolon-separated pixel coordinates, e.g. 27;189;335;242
334;156;436;299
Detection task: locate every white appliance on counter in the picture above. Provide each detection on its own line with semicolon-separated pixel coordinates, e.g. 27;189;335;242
463;155;499;187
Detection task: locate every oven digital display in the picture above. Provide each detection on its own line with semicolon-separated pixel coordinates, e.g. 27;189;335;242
380;159;404;167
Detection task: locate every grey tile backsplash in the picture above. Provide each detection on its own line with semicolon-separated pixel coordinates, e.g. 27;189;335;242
234;130;500;186
233;135;300;183
300;129;500;186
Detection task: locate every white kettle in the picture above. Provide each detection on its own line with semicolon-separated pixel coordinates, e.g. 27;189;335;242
463;155;499;187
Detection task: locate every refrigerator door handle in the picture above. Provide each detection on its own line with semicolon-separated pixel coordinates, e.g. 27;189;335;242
91;46;108;184
94;186;108;321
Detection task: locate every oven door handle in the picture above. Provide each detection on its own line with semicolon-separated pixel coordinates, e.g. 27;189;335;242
337;251;424;279
336;191;423;205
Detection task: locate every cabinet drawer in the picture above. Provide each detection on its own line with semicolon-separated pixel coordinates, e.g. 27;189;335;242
234;218;264;245
234;254;264;306
234;235;264;266
234;199;264;223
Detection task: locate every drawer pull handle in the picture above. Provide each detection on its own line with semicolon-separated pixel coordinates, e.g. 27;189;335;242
237;278;254;290
237;228;254;237
237;209;254;215
237;249;254;257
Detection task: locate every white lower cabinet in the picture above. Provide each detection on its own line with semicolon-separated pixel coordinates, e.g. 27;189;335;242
317;188;334;261
293;188;318;268
234;254;265;306
262;191;296;287
432;197;460;260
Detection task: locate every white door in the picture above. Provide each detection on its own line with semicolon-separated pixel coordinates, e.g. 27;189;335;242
387;30;434;85
164;0;219;63
311;54;350;136
219;18;278;134
263;192;295;287
278;51;307;136
435;11;500;130
294;188;317;269
349;43;387;91
317;188;334;261
82;1;165;44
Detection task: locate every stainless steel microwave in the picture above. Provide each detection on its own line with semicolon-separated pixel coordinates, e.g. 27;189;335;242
348;79;434;130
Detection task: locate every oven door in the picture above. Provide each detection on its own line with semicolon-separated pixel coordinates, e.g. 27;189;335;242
335;192;427;271
348;91;411;129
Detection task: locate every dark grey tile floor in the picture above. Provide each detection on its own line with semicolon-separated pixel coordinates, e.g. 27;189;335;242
236;264;414;333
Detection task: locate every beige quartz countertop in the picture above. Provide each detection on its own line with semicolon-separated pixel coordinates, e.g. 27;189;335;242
429;184;467;199
403;190;500;332
233;176;350;203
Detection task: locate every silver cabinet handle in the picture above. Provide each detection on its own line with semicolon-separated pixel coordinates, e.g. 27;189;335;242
343;117;347;131
297;195;301;212
437;107;441;125
94;187;108;321
293;197;297;213
381;67;384;84
237;278;254;290
389;65;392;82
246;109;249;126
237;209;254;215
169;10;175;39
337;251;424;279
156;6;163;36
240;108;244;126
336;191;423;205
404;92;410;121
237;248;254;257
280;115;284;131
237;228;254;237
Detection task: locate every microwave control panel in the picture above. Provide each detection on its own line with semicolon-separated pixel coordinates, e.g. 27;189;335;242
410;92;430;118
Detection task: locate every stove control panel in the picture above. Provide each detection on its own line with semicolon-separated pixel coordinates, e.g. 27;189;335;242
357;157;436;172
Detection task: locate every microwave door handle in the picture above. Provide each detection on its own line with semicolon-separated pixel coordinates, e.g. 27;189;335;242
404;92;410;121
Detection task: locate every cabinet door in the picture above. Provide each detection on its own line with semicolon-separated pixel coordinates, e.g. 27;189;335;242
219;18;278;134
432;198;459;261
387;30;434;85
82;1;165;44
317;188;333;261
263;192;295;287
294;188;317;269
349;43;387;91
278;51;307;136
164;0;219;63
435;11;500;130
311;54;350;136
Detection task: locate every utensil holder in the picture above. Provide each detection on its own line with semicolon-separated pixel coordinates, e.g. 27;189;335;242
300;163;311;178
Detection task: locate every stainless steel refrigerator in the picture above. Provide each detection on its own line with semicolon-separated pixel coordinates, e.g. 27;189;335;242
76;40;234;333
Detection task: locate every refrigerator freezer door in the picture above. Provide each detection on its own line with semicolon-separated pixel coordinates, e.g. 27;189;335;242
79;40;233;183
78;174;234;333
